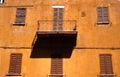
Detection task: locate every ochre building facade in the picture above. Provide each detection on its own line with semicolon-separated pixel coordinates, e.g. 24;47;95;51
0;0;120;77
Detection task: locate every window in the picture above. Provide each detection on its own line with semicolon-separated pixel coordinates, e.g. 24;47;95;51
97;7;109;24
51;54;63;77
0;0;4;4
52;6;64;30
8;53;22;75
14;8;26;26
51;58;63;74
99;54;114;77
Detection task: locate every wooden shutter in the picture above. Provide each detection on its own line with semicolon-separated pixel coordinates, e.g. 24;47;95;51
58;8;63;30
53;8;63;30
99;54;113;74
97;7;109;24
103;7;109;23
97;7;103;23
53;8;58;30
51;58;63;74
9;53;22;75
15;8;26;24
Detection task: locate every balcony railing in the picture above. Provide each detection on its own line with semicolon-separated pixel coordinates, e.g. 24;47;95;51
98;74;116;77
37;20;77;32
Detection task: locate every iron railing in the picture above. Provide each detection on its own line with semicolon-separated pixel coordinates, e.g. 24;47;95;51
37;20;77;31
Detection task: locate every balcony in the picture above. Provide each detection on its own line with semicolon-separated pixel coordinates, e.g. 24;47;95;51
34;20;77;46
37;20;77;37
33;20;77;47
31;20;77;58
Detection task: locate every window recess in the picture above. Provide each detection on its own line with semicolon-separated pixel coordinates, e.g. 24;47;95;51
8;53;22;75
97;7;109;24
13;8;26;26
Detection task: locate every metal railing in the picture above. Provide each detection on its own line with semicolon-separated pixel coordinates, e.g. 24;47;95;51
37;20;77;31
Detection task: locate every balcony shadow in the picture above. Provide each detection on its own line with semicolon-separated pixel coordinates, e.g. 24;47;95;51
30;34;77;58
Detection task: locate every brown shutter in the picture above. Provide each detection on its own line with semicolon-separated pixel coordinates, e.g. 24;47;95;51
58;8;63;30
15;8;26;24
9;53;22;75
97;7;109;24
51;58;63;74
99;54;113;74
53;8;58;30
103;7;109;23
53;8;63;30
97;7;103;23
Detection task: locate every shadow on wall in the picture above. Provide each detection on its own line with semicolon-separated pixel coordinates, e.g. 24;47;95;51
30;34;77;58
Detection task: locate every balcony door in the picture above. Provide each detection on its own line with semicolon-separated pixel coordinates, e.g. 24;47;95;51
53;6;64;30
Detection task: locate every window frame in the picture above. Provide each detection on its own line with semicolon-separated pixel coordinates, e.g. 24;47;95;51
8;53;22;76
99;54;113;74
0;0;4;4
51;54;63;75
13;8;26;26
97;7;109;24
52;6;64;30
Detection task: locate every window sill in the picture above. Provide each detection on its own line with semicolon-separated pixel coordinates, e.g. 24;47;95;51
96;22;112;26
97;23;109;25
6;74;22;76
48;74;64;77
13;23;25;26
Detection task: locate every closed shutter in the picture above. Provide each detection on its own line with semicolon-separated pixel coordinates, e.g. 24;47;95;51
97;7;109;24
53;8;63;30
15;8;26;24
53;8;58;30
99;54;113;74
97;7;103;23
51;58;63;74
58;8;63;30
9;53;22;75
103;7;109;23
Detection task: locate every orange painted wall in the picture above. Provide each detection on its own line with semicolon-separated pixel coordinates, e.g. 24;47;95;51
0;0;120;77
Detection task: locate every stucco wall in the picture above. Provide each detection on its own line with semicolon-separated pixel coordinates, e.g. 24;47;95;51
0;0;120;77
